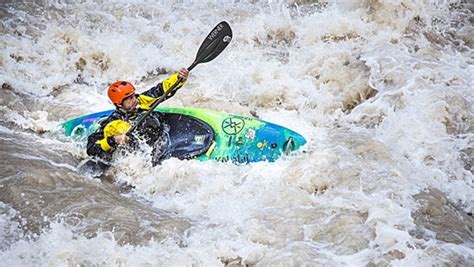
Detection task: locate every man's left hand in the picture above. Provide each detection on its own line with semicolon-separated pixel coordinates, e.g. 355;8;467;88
178;68;189;80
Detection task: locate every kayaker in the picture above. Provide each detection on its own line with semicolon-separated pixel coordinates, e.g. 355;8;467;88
86;68;189;166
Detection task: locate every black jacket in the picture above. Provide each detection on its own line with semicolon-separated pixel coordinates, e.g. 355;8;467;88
86;73;185;162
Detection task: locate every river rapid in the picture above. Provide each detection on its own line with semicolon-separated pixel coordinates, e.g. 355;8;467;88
0;1;473;266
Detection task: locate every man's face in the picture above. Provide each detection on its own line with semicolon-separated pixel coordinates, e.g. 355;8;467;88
120;94;137;111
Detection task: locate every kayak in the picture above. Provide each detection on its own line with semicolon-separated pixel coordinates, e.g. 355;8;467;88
61;107;306;163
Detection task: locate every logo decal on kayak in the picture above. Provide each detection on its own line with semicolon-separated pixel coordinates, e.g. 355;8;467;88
194;135;205;145
257;141;267;150
245;128;256;139
222;117;245;135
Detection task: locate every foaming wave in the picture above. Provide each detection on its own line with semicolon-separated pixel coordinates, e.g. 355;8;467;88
1;0;472;265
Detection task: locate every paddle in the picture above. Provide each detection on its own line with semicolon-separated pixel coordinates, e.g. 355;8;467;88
126;21;233;136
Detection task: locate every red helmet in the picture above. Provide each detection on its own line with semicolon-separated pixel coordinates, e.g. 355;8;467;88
107;81;136;105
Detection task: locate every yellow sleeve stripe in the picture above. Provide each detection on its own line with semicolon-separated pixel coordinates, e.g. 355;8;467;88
104;120;131;136
137;72;186;110
137;95;157;110
95;120;131;152
97;138;112;151
162;73;185;93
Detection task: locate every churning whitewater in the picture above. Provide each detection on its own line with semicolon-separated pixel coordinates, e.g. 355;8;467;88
0;1;473;266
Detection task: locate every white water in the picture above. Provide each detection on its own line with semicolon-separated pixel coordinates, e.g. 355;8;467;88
0;0;473;266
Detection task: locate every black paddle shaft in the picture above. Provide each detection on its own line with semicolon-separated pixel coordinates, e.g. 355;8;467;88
126;21;232;136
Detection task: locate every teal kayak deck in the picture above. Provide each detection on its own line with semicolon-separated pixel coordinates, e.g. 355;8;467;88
62;107;306;163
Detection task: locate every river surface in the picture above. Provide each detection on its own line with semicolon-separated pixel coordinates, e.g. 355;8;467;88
0;1;473;266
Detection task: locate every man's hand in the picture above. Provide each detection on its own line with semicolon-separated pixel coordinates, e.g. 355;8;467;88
114;134;129;145
178;68;189;80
